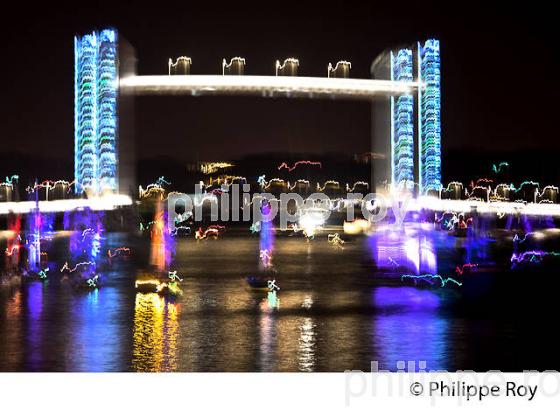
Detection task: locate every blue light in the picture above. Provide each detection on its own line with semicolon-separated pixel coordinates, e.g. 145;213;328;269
97;29;118;192
74;33;98;193
74;29;119;194
390;49;415;191
371;286;449;371
418;39;441;194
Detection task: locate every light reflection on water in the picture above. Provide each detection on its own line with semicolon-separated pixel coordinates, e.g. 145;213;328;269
0;224;541;372
0;289;22;370
371;286;449;371
149;203;175;271
132;293;179;372
368;224;445;275
69;287;127;372
298;317;316;372
27;282;45;370
258;311;276;372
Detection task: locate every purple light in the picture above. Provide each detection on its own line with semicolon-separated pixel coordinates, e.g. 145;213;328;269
372;286;441;310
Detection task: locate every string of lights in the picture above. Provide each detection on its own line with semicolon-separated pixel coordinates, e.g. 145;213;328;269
107;247;131;258
327;233;345;248
4;175;19;184
277;160;322;172
60;261;96;273
401;273;462;287
511;250;560;265
316;180;341;192
38;267;49;280
492;162;509;174
25;180;81;194
455;263;478;275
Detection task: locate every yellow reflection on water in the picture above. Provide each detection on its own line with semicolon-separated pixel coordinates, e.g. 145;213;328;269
2;290;22;370
150;227;167;271
149;204;168;271
6;289;22;317
132;293;179;372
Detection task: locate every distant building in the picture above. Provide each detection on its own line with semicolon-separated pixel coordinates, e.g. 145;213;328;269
494;184;513;201
538;186;559;203
186;161;235;175
51;181;71;200
264;178;288;195
290;179;311;195
222;57;245;75
169;56;192;75
275;58;299;76
469;186;489;202
515;181;539;203
0;183;13;202
328;61;351;78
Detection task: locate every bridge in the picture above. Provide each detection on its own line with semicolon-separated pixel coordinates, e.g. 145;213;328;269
73;29;441;197
4;193;560;218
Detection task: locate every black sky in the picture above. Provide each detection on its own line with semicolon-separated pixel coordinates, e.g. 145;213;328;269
1;1;558;168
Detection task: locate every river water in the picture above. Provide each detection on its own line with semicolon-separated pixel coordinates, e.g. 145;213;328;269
0;224;557;371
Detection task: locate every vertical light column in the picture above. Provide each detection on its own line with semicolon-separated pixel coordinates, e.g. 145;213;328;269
74;33;98;193
97;29;118;193
418;39;441;193
74;29;119;195
390;49;415;191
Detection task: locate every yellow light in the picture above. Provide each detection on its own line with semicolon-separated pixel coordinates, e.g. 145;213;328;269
343;219;371;235
135;279;162;293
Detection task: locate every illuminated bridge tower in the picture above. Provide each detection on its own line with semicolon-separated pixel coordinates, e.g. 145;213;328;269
74;29;136;195
418;39;441;194
74;32;98;193
372;39;441;196
391;49;415;191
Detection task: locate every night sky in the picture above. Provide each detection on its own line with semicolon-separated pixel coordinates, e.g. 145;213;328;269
1;2;558;180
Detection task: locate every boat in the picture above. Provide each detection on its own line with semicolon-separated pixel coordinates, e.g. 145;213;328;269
161;281;183;297
246;276;276;291
135;278;183;296
73;274;100;291
135;279;164;293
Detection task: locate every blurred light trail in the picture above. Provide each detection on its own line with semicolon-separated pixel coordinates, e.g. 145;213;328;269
415;196;560;217
277;160;322;172
401;273;462;288
120;75;420;100
0;195;132;215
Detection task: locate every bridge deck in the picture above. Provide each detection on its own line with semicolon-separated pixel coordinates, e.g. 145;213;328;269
414;196;560;217
0;195;133;215
3;195;560;217
119;75;420;100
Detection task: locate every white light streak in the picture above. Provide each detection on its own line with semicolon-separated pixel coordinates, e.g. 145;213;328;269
414;196;560;217
120;75;420;99
0;195;133;215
